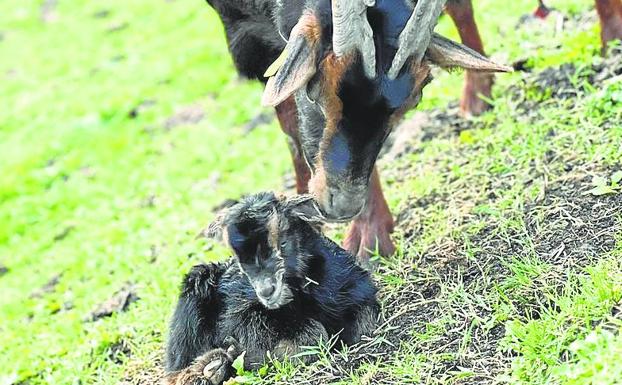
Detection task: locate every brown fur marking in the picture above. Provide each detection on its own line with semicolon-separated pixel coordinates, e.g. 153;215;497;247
276;97;311;193
319;52;353;141
266;211;280;251
307;53;354;199
297;11;322;44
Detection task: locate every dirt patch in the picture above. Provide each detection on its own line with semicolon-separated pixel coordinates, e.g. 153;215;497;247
243;111;274;134
509;45;622;119
524;173;622;267
30;273;62;299
85;283;139;322
164;104;205;130
0;264;8;277
93;9;111;19
108;338;133;365
53;226;74;242
128;99;157;119
121;351;165;385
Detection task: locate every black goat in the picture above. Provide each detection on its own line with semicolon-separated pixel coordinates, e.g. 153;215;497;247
164;193;379;385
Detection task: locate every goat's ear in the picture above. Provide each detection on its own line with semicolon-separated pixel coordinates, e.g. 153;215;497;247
284;195;325;224
198;209;228;241
427;33;513;73
262;13;321;107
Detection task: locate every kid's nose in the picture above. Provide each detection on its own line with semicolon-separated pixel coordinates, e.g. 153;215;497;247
259;284;275;298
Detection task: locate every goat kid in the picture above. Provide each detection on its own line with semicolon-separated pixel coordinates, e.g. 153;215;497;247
164;192;379;385
204;0;510;262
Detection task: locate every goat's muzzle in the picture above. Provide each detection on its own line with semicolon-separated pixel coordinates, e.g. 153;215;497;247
309;170;367;221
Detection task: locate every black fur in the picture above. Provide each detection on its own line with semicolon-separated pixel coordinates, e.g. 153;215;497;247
205;0;286;81
164;193;379;384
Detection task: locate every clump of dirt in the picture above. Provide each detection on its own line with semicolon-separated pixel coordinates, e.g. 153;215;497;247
121;352;165;385
85;283;139;322
128;99;157;119
53;226;74;241
524;174;622;267
163;104;205;130
510;45;622;113
93;9;111;19
30;273;62;299
243;111;274;134
107;338;133;365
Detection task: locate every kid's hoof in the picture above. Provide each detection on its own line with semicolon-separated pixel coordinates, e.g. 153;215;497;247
202;357;232;385
172;349;233;385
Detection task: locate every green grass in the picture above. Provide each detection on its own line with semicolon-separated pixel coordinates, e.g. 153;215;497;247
0;1;289;383
502;256;622;384
1;0;621;384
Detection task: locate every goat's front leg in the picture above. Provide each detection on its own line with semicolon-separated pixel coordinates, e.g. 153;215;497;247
445;0;494;117
165;263;229;376
271;319;329;364
340;304;380;345
344;167;395;265
276;97;311;194
596;0;622;54
163;345;238;385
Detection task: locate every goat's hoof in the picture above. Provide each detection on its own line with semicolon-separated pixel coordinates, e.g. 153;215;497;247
187;349;234;385
460;71;494;117
601;13;622;55
202;359;229;384
344;216;395;266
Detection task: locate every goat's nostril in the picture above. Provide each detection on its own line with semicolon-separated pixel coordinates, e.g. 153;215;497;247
259;285;276;298
328;191;335;209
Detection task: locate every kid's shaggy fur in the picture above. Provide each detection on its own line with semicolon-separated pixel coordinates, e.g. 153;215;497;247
164;193;379;385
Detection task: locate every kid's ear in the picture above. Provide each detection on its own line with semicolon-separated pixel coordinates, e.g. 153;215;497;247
284;195;325;224
198;209;228;241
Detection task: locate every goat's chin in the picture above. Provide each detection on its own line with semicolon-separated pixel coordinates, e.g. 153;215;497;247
259;285;294;310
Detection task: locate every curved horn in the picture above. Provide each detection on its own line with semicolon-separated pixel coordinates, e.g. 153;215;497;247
388;0;447;79
332;0;376;78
